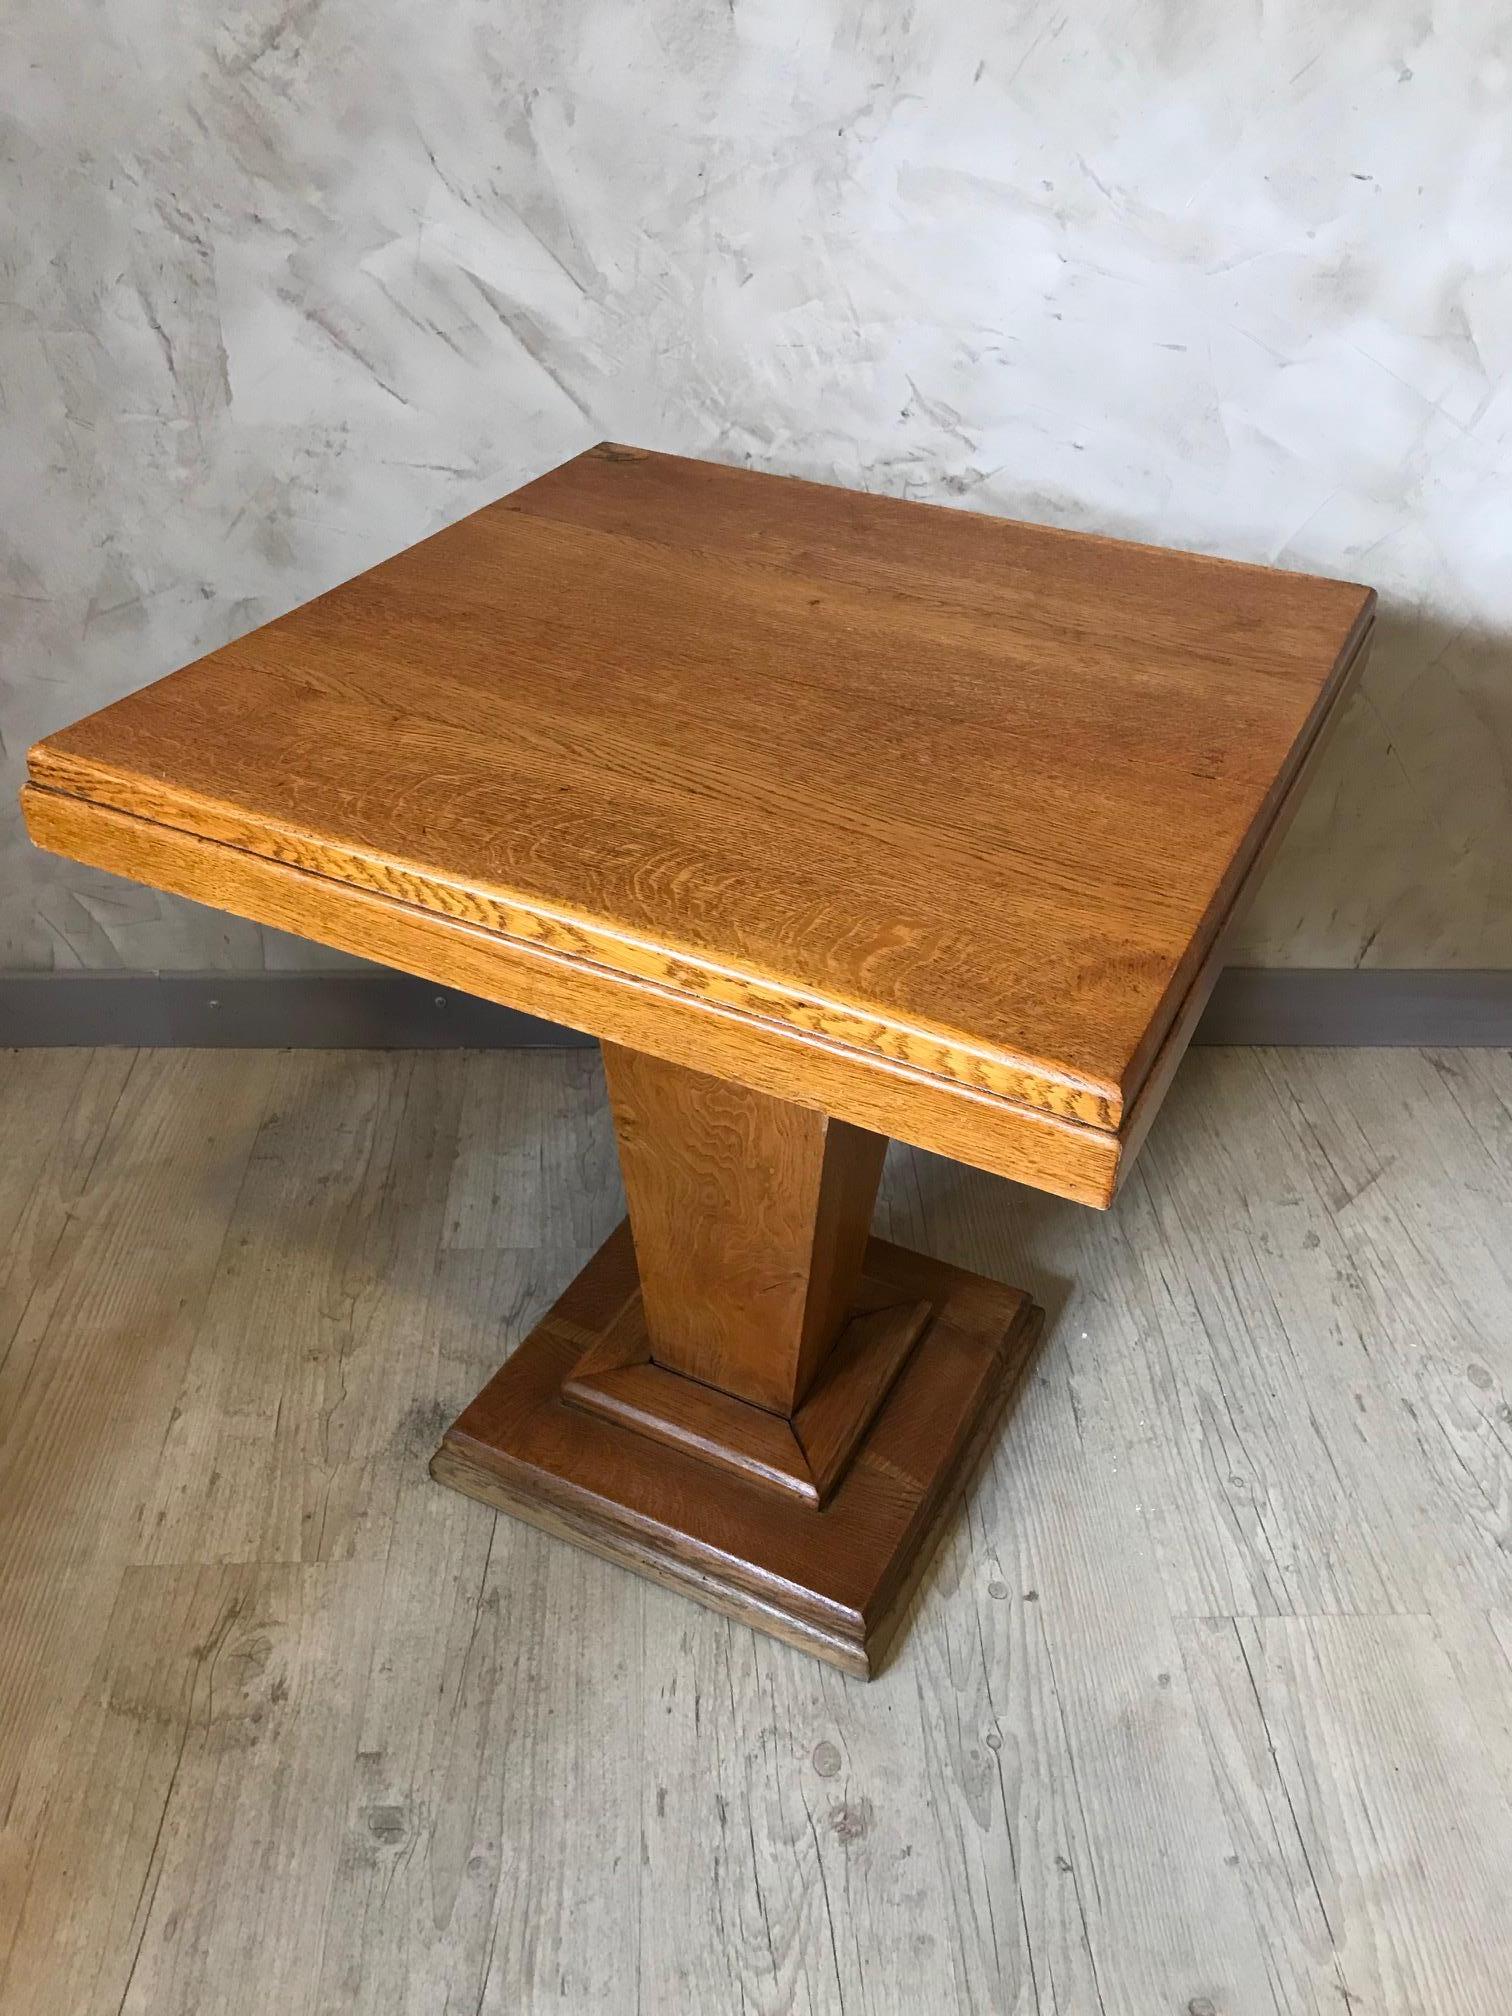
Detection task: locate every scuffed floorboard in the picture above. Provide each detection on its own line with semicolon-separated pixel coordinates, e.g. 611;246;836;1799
2;1045;1510;2013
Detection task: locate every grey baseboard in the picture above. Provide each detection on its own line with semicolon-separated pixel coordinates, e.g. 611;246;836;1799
0;973;590;1048
2;968;1509;1050
1195;967;1512;1046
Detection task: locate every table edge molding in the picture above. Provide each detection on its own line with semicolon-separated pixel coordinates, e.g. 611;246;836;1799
20;780;1128;1207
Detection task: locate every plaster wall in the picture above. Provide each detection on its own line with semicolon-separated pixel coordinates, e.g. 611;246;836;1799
5;3;1509;972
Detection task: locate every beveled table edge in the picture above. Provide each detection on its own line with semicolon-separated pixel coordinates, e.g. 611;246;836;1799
20;780;1128;1204
19;574;1370;1217
20;575;1373;1209
26;737;1121;1132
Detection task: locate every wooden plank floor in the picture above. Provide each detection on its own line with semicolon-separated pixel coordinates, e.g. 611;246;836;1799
1;1045;1509;2015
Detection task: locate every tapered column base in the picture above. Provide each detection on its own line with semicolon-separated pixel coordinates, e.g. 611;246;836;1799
430;1222;1043;1677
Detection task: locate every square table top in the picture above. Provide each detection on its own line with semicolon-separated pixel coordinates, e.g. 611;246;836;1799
24;443;1374;1206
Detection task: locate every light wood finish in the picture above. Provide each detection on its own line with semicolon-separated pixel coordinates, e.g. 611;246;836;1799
19;783;1128;1204
23;441;1374;1204
4;1046;1512;2012
600;1043;886;1412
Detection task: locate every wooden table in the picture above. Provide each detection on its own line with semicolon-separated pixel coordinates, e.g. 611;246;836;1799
22;445;1374;1676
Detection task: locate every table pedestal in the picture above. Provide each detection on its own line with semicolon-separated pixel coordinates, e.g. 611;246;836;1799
431;1046;1043;1676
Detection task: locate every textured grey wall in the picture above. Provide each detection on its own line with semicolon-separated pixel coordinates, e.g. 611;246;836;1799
5;3;1510;973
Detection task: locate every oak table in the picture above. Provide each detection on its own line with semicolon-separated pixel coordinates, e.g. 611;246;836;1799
22;445;1374;1676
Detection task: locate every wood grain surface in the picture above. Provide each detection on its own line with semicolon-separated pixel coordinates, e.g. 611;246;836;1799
441;1040;1029;1665
601;1042;885;1411
561;1279;933;1507
19;783;1130;1204
433;1222;1042;1677
24;442;1374;1183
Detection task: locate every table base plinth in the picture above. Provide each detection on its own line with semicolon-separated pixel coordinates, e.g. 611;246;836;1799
430;1221;1043;1678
